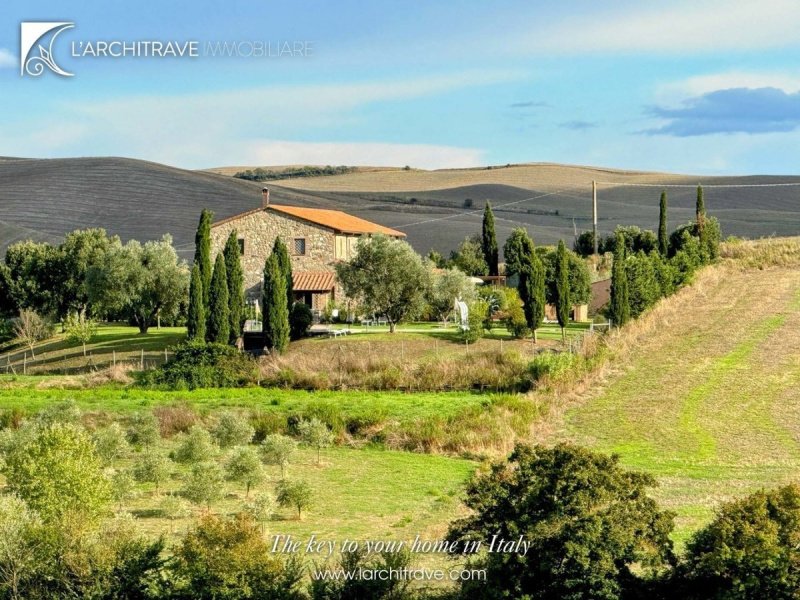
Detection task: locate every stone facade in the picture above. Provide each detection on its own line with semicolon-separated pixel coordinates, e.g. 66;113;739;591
210;208;340;310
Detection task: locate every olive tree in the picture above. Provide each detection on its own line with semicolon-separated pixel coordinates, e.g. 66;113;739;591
183;461;225;510
225;446;265;498
336;235;431;333
261;434;297;479
212;411;254;448
298;418;334;465
0;494;40;600
88;235;188;333
171;425;217;464
132;448;172;493
276;480;313;520
427;267;476;324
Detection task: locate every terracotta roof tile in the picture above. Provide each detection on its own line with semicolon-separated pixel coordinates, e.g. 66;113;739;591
293;271;335;292
268;205;406;237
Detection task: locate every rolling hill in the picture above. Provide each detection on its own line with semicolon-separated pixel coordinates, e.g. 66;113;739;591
2;157;800;259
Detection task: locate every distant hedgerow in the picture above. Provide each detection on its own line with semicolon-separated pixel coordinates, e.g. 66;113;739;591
138;341;257;389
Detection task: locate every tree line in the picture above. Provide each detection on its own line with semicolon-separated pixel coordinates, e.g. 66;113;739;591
608;186;721;327
0;229;188;338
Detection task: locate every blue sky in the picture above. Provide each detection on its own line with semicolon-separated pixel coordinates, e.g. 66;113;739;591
2;0;800;174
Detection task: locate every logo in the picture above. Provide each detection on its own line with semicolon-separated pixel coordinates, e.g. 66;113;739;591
20;21;74;77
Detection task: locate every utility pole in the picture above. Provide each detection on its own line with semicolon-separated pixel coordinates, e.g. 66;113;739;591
592;180;598;256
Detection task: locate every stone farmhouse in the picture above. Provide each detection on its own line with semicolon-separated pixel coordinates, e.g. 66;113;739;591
209;188;405;311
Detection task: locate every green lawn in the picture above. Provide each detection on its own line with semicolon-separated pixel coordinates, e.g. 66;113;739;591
0;378;488;422
550;265;800;546
0;324;186;374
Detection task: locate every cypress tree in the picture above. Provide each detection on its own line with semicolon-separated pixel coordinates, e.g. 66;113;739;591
206;253;230;344
194;209;213;306
272;237;293;309
518;242;545;343
481;202;499;276
555;240;571;341
658;191;668;257
609;233;630;327
695;185;706;225
223;231;245;344
262;254;290;353
187;262;205;341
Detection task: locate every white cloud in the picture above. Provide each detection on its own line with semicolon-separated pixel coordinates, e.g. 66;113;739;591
519;0;800;54
243;140;483;170
0;70;509;168
0;48;16;69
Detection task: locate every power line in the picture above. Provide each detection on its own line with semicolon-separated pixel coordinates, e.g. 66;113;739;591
394;190;565;229
595;181;800;188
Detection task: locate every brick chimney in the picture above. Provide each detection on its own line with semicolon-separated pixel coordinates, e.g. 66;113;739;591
261;187;270;208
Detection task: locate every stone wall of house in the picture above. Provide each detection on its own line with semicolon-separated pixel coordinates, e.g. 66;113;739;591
210;209;336;299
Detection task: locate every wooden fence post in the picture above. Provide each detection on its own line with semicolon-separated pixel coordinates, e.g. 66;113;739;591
140;349;144;370
23;352;26;375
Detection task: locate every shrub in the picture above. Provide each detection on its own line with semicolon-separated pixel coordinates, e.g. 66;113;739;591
212;411;255;448
171;425;217;464
126;411;161;447
93;422;130;464
681;484;800;599
289;302;313;340
243;491;275;529
182;461;225;508
139;341;258;389
34;399;81;426
152;402;199;437
3;422;112;525
110;468;138;509
159;494;193;521
446;444;675;600
169;513;306;599
460;299;489;343
132;448;172;492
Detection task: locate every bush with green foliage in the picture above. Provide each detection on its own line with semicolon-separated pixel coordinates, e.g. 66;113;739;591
93;422;130;464
679;484;800;599
626;251;661;318
171;426;218;464
310;548;414;600
183;461;225;508
110;468;138;509
139;341;258;389
169;512;306;599
460;299;489;343
212;411;255;448
126;411;161;447
536;245;592;306
446;443;675;600
3;422;112;525
132;448;172;492
289;302;313;340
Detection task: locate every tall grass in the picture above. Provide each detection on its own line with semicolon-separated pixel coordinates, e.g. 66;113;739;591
720;236;800;269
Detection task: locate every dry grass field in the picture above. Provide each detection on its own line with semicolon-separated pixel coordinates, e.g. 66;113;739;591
537;237;800;545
